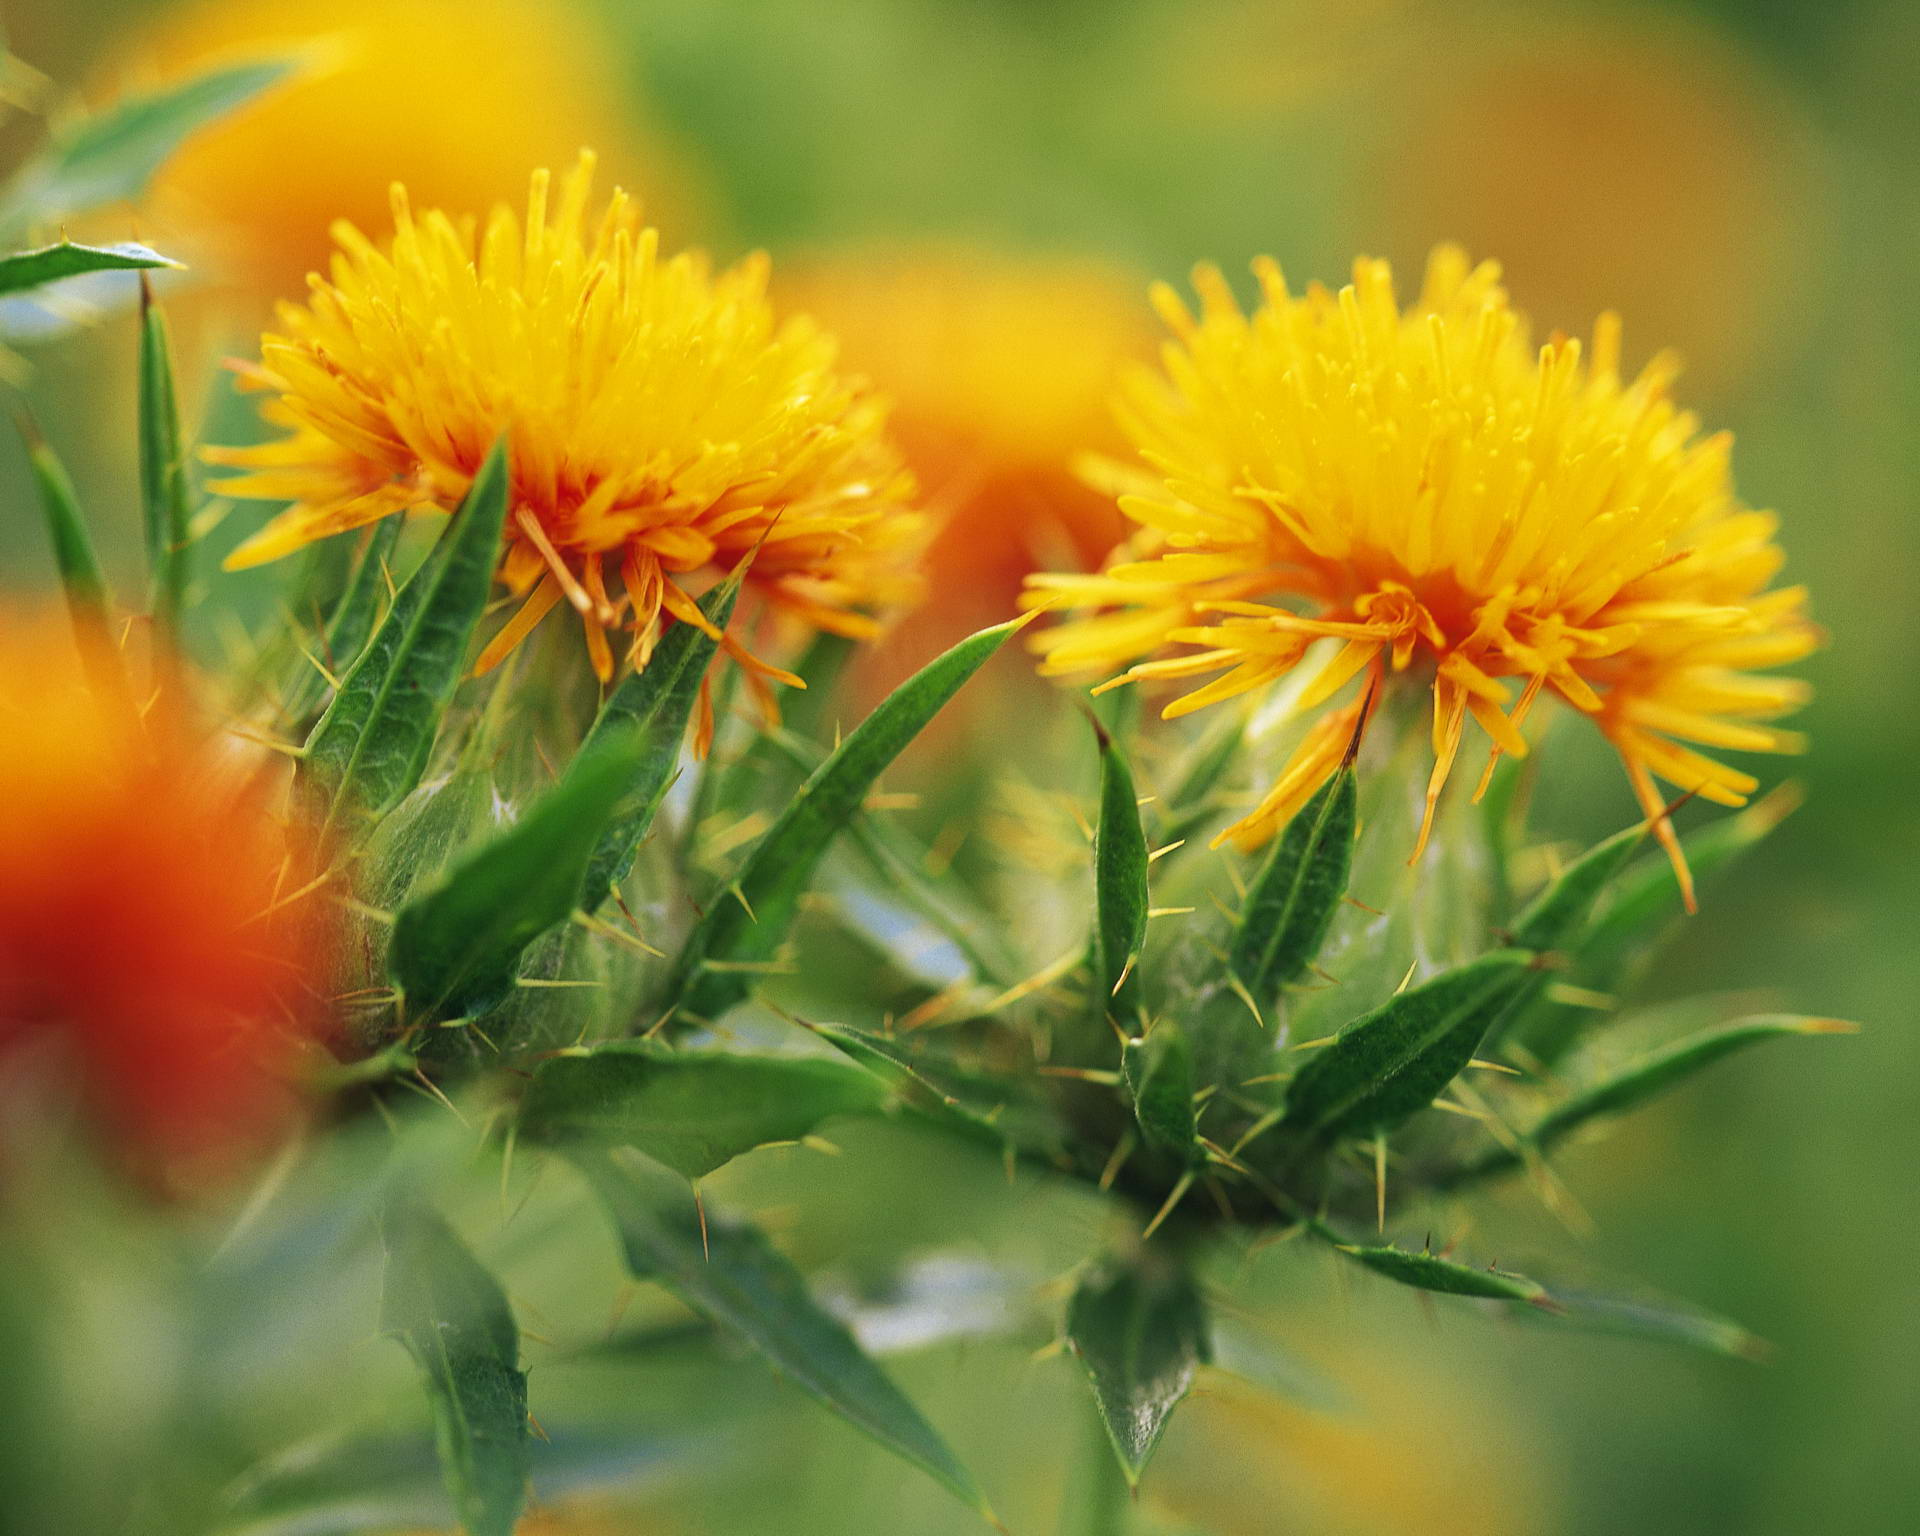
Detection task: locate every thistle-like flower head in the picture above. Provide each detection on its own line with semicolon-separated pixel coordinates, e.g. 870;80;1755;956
1026;247;1815;901
215;152;924;681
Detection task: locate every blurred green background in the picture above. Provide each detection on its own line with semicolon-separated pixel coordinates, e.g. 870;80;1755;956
2;0;1914;1532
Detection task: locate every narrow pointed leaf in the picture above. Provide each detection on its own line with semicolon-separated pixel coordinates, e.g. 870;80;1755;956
286;516;403;723
22;428;109;628
576;570;740;913
811;1021;1063;1154
571;1150;991;1518
302;440;510;828
1122;1023;1199;1164
520;1043;888;1178
1154;713;1244;848
380;1202;528;1536
0;239;176;296
1333;1241;1551;1305
665;616;1022;1024
1280;949;1534;1144
1450;1015;1853;1185
1522;1286;1767;1360
390;727;644;1020
1;59;292;229
1509;822;1646;951
138;283;190;630
1230;763;1356;1001
1066;1254;1210;1485
1091;720;1149;1024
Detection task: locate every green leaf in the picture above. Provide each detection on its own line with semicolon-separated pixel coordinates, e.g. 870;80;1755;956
379;1201;529;1536
0;239;176;296
665;615;1022;1025
1229;763;1356;1004
810;1021;1058;1153
1066;1253;1210;1485
1509;822;1646;952
576;569;741;914
1524;1286;1767;1360
2;59;292;230
1450;1015;1853;1185
286;517;404;724
1091;719;1150;1025
571;1150;992;1518
1122;1023;1199;1164
1279;949;1534;1145
1154;712;1244;849
20;424;108;631
138;281;190;632
388;726;645;1020
520;1042;888;1178
302;440;510;831
1332;1241;1551;1305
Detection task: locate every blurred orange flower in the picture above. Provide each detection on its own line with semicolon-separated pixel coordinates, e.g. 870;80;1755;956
781;248;1151;654
0;616;322;1187
106;0;704;324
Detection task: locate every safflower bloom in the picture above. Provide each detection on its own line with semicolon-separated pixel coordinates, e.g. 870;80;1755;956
1026;248;1814;904
214;154;923;683
0;617;321;1186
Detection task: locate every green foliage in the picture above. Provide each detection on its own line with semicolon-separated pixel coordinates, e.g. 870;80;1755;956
1091;719;1150;1026
302;441;510;830
285;517;403;724
389;728;648;1021
1122;1023;1200;1165
572;1149;992;1517
0;58;293;233
1332;1241;1551;1306
575;567;741;914
1228;762;1356;1005
1066;1252;1210;1484
379;1201;529;1536
0;239;175;296
519;1042;888;1177
20;424;108;634
663;615;1023;1025
137;282;190;633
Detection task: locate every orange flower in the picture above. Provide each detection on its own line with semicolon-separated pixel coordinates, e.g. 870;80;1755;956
0;616;322;1186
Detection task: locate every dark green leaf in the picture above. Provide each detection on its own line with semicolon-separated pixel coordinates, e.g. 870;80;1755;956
0;239;175;296
302;440;509;830
1066;1253;1210;1485
576;569;741;914
286;517;404;724
389;727;644;1020
1279;950;1534;1144
1450;1014;1853;1185
1122;1023;1199;1164
379;1202;528;1536
1091;719;1149;1025
1229;763;1356;1003
810;1021;1055;1153
1509;822;1646;951
138;281;190;631
665;615;1022;1024
571;1150;992;1517
21;426;109;632
520;1042;888;1177
1334;1242;1550;1305
2;59;292;229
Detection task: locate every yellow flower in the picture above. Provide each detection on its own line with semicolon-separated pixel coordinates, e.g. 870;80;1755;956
1026;248;1815;906
214;154;924;683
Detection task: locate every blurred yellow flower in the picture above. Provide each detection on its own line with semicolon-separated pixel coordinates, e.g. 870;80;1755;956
212;154;923;683
1026;248;1815;904
781;249;1149;645
111;0;702;314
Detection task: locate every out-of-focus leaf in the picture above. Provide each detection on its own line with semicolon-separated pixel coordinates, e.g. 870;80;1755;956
138;281;190;631
1332;1241;1551;1305
1091;719;1149;1025
810;1021;1063;1155
388;728;643;1020
302;440;509;830
0;238;175;296
379;1202;528;1536
1154;712;1244;849
1066;1253;1210;1485
1;58;292;230
1229;762;1356;1004
664;616;1022;1025
1449;1015;1854;1185
1279;949;1534;1145
1523;1286;1768;1361
20;424;109;634
575;568;740;914
1122;1022;1199;1164
571;1150;993;1519
1205;1316;1348;1411
286;517;403;724
519;1042;888;1178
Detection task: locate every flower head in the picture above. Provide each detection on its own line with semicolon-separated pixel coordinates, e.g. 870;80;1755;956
215;153;924;682
0;616;321;1186
1026;248;1815;904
